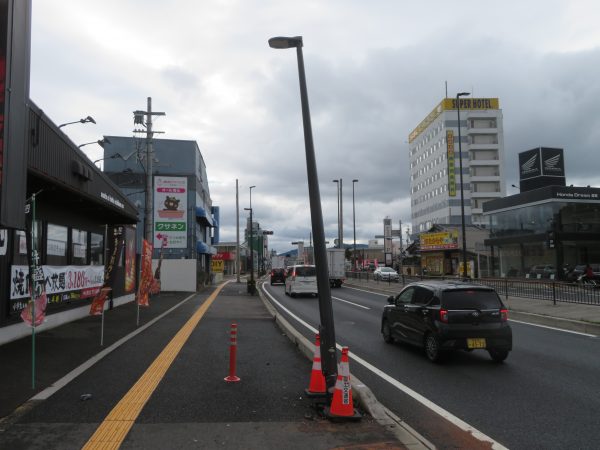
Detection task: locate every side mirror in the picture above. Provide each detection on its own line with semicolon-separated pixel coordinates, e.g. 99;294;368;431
387;295;395;305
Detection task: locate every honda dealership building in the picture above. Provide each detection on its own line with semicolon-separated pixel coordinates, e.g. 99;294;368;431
484;147;600;279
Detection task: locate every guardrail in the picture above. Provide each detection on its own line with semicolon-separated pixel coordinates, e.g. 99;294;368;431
344;271;600;306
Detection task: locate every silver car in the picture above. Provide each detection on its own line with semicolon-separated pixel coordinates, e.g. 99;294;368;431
374;266;399;282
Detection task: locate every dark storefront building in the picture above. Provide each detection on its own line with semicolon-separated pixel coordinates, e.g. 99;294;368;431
483;185;600;279
0;102;138;344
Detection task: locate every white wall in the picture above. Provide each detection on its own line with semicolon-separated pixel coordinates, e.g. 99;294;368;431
152;258;197;292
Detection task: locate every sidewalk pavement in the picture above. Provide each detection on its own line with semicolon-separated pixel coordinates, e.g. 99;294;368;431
344;277;600;336
0;279;428;449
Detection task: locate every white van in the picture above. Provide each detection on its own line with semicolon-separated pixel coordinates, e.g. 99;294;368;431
285;264;318;297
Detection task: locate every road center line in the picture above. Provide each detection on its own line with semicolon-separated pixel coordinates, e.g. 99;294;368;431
82;281;230;450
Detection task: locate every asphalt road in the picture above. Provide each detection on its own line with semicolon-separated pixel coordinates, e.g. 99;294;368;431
263;281;600;449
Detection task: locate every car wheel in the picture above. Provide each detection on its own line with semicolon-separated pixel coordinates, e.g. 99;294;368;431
425;333;443;363
488;349;509;363
290;292;296;298
382;320;394;344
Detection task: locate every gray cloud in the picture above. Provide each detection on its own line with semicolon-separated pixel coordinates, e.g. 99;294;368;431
30;1;600;253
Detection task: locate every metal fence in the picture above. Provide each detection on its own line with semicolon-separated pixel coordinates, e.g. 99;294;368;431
344;271;600;306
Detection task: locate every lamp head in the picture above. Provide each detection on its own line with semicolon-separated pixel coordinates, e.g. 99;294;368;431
83;116;96;124
457;92;470;97
353;179;359;183
268;36;303;49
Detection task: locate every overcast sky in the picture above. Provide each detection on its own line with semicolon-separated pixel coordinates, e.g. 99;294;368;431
30;1;600;253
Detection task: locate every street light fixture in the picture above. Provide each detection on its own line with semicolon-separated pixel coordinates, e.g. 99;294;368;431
456;92;470;279
352;179;358;270
58;115;96;128
269;35;338;392
78;137;111;149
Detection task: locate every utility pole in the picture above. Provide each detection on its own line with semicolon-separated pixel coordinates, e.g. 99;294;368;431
398;219;404;276
134;97;165;244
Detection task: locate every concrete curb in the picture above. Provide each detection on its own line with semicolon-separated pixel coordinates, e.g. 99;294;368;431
257;282;432;449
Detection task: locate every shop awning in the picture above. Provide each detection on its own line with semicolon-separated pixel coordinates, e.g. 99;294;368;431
196;206;214;226
197;241;217;255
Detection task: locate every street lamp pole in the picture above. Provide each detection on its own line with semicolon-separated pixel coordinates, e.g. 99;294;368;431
269;36;337;391
333;179;340;247
244;207;254;293
456;92;470;279
248;185;256;293
352;179;358;269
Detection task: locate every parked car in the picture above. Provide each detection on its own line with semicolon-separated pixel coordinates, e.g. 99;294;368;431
270;268;286;285
381;281;512;363
528;265;556;279
284;264;318;297
373;266;399;282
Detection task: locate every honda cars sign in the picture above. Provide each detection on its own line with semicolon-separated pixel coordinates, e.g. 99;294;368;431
518;147;565;192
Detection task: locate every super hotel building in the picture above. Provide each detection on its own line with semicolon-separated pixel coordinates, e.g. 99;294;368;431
409;98;506;232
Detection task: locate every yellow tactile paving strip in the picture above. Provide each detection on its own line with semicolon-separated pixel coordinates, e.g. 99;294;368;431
82;282;228;450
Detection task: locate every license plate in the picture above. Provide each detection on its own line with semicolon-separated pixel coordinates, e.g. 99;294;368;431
467;338;486;349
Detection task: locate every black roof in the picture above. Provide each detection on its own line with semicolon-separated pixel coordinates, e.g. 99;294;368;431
408;280;496;291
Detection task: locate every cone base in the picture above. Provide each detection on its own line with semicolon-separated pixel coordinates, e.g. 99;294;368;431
304;388;328;400
224;375;241;382
323;406;362;422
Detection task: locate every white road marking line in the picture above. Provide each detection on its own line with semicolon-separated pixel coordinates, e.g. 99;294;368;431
261;283;507;450
345;285;392;296
332;296;370;310
510;319;597;337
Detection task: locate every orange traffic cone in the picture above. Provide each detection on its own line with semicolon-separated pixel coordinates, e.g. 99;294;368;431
305;333;327;398
325;347;361;420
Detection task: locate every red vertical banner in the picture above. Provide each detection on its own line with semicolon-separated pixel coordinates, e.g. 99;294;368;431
20;291;47;327
137;239;153;306
150;234;167;295
124;226;136;293
89;287;112;316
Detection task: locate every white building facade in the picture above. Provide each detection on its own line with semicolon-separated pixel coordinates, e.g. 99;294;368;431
409;97;505;232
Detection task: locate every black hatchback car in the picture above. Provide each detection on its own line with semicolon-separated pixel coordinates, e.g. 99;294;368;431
270;268;286;285
381;281;512;363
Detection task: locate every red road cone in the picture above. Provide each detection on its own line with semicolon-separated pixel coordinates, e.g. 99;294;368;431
305;333;327;398
325;347;361;421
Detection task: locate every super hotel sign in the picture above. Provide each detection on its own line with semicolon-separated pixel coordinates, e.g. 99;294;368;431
409;98;500;143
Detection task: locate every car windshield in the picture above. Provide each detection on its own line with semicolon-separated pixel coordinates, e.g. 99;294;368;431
381;267;394;272
295;266;316;277
441;289;502;309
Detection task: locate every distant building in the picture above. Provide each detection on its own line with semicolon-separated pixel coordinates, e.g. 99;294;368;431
409;97;505;232
102;136;218;288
